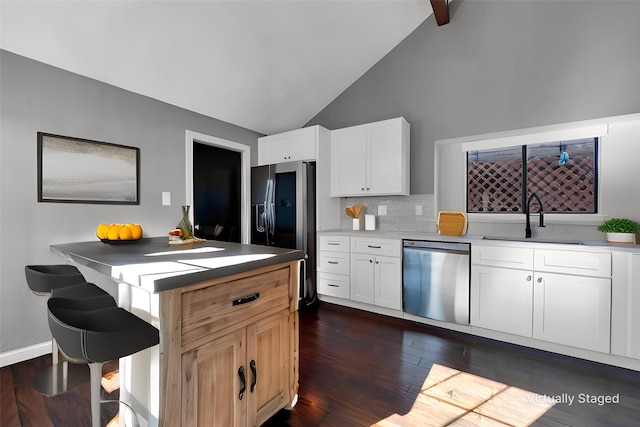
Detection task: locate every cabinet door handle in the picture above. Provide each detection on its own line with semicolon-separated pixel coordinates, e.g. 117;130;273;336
327;261;339;265
327;283;340;288
369;259;373;263
250;360;257;393
238;366;246;400
327;242;340;246
232;292;260;306
367;245;381;249
526;275;532;281
537;277;543;283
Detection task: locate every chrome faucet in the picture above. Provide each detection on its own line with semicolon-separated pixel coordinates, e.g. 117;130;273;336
525;192;545;238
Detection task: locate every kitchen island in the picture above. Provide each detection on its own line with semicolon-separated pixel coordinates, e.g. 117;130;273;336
51;237;304;427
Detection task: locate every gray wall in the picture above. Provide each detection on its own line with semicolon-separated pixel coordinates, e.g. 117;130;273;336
307;0;640;195
0;50;262;357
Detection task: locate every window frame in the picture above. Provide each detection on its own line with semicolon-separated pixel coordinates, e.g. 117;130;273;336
466;138;599;215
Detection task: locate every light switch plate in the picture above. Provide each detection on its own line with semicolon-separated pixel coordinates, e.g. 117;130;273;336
378;205;387;216
415;205;423;216
162;192;171;206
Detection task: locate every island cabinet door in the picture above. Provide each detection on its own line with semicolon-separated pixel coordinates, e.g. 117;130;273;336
246;310;291;427
182;328;246;427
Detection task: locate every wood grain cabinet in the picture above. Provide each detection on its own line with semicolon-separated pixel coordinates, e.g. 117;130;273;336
330;117;410;197
181;311;290;427
161;262;299;427
471;244;612;353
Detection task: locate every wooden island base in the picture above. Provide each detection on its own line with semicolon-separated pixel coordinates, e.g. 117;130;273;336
159;261;300;427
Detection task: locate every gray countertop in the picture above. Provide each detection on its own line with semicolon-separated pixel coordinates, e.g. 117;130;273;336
51;237;304;293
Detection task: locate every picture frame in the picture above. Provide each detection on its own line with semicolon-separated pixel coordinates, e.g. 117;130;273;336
37;132;140;204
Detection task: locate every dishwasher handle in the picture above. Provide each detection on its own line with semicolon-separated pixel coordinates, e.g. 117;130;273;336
403;240;470;254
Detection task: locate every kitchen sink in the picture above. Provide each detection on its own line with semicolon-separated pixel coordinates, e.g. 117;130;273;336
482;236;585;245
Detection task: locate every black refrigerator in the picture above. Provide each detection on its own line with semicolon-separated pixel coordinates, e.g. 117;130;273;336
251;161;316;306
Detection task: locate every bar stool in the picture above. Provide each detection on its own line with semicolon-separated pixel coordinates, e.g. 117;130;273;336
47;297;160;427
26;264;86;293
25;265;116;395
25;265;114;305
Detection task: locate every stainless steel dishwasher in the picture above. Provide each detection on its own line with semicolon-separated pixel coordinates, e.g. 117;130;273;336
402;240;470;325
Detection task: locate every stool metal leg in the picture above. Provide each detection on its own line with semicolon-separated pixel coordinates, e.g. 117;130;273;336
89;361;141;427
89;362;103;427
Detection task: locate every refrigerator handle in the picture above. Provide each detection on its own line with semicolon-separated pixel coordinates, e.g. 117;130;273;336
255;204;265;233
265;178;275;245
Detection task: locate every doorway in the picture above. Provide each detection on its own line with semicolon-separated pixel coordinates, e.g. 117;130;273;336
185;130;250;243
193;143;241;242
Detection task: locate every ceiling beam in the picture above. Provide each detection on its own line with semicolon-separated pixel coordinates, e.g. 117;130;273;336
430;0;450;26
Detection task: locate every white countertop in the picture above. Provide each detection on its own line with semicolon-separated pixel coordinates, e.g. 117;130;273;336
318;229;640;253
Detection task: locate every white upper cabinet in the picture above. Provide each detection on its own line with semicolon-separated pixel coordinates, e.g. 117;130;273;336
258;126;317;165
330;117;410;197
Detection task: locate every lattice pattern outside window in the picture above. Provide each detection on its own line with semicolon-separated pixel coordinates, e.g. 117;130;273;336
467;138;597;213
468;158;522;212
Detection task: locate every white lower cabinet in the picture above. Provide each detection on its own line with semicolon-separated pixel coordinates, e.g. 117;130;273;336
317;235;350;299
471;266;533;337
533;272;611;353
350;254;402;310
471;244;612;353
350;254;375;304
317;234;402;311
317;271;350;299
350;237;402;310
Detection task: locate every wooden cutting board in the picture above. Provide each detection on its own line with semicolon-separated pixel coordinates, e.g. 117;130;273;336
437;211;468;236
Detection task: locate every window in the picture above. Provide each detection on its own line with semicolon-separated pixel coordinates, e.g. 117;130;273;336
467;138;598;213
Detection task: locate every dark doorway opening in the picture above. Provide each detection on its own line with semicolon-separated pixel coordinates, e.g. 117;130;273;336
193;142;241;242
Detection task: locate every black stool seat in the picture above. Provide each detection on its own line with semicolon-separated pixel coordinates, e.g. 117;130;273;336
47;298;159;427
26;264;115;308
51;283;116;309
25;265;86;294
47;298;159;363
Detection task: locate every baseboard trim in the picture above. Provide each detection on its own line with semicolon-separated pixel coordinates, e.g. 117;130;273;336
0;341;51;368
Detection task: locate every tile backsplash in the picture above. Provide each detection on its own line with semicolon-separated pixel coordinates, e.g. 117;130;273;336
340;194;437;233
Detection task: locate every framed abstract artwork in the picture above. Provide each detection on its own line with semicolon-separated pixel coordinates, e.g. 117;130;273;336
37;132;140;204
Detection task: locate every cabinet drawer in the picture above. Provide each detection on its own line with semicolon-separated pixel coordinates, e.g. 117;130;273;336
534;249;611;277
318;251;350;275
319;235;350;252
317;272;350;299
181;267;290;345
351;237;401;257
472;245;534;270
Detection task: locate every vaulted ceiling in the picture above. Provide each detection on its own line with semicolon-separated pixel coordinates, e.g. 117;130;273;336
1;0;438;135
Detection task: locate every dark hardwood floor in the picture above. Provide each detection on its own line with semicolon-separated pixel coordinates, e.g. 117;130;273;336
3;302;640;426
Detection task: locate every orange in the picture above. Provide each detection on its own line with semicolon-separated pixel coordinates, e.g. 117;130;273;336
107;224;122;240
119;226;133;240
127;224;143;240
96;223;110;239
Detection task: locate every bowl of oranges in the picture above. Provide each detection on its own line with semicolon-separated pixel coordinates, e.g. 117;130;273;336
96;223;143;243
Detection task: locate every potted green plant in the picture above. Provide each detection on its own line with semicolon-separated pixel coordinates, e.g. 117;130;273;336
597;218;640;244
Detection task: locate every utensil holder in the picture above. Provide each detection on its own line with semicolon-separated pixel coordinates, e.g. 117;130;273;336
352;218;362;230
